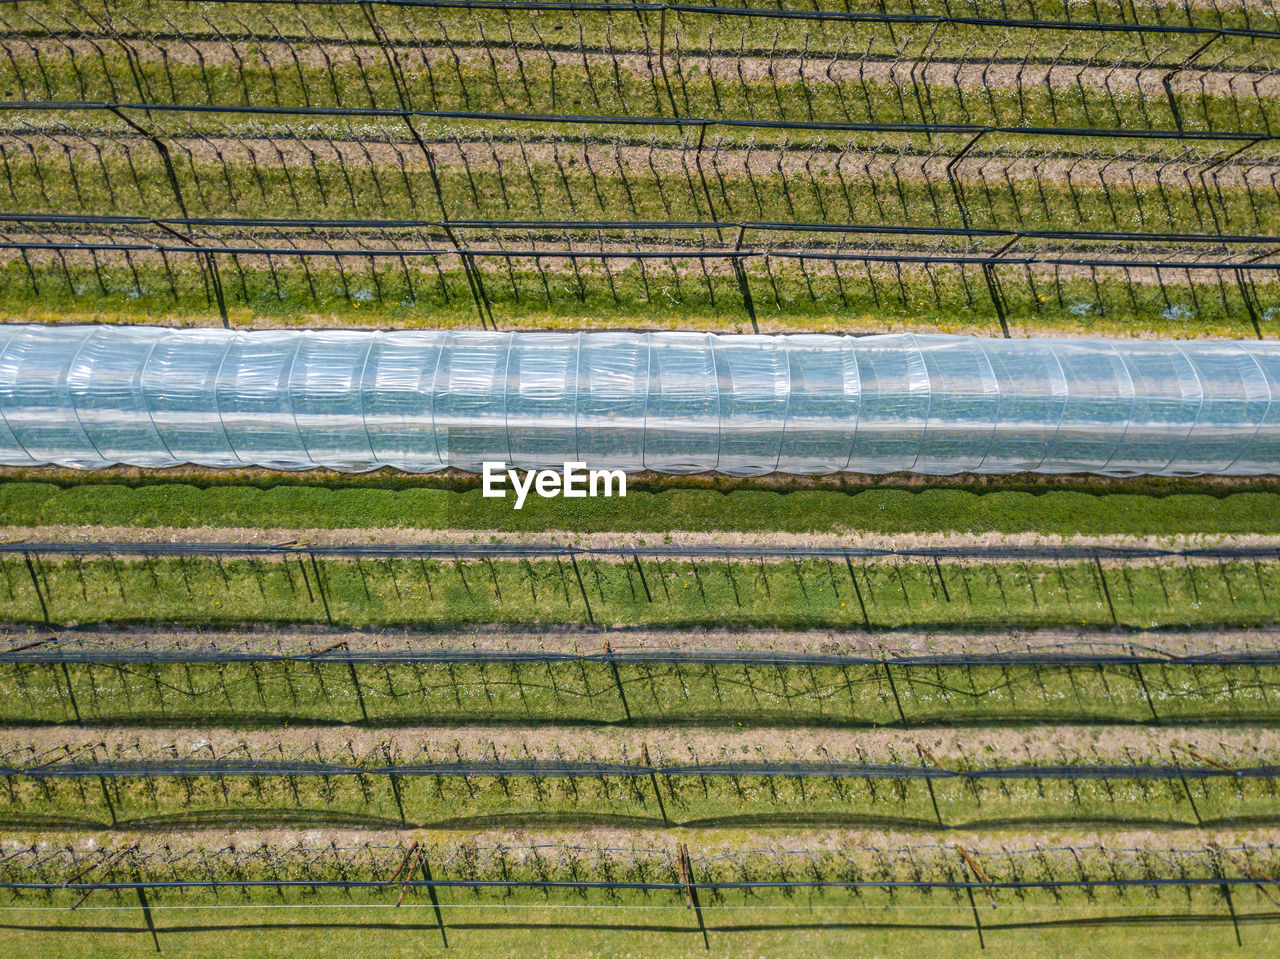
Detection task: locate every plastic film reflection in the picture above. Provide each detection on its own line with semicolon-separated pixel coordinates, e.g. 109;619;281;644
0;326;1277;477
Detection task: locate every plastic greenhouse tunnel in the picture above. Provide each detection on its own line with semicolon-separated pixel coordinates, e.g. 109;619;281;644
0;325;1277;476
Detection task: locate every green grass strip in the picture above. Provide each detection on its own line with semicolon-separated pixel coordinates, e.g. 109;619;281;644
4;754;1273;831
0;897;1267;958
1;555;1277;630
5;657;1275;728
6;31;1274;135
5;480;1280;536
7;258;1273;339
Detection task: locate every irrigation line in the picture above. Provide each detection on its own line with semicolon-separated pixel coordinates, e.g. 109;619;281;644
7;212;1276;247
6;100;1275;144
36;0;1280;42
13;901;1275;912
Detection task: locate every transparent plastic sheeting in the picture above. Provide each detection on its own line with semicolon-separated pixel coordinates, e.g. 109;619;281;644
1;325;1279;476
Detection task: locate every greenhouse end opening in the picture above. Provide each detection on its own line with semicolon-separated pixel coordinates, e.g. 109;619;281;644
1;325;1279;477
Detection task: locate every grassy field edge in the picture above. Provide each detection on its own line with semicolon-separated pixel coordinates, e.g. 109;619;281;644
5;477;1280;536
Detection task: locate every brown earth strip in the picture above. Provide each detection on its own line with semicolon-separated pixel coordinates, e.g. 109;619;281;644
12;37;1278;98
1;523;1275;560
3;622;1277;657
4;723;1274;766
8;825;1279;858
11;130;1280;184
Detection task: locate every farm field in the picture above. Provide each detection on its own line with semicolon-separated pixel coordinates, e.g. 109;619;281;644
2;1;1280;338
3;1;1280;957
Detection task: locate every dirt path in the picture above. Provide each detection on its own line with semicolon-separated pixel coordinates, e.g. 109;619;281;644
22;36;1279;99
6;622;1275;656
4;723;1274;766
16;131;1278;189
2;523;1275;561
8;824;1277;857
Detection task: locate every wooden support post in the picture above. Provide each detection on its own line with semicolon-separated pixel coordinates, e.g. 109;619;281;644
389;841;446;945
69;845;137;910
956;845;996;908
1212;842;1280;909
60;839;117;886
5;637;53;654
390;841;419;884
1180;746;1237;774
395;843;422;907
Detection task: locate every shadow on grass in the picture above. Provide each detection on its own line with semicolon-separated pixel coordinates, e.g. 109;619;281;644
2;911;1276;939
8;616;1280;634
